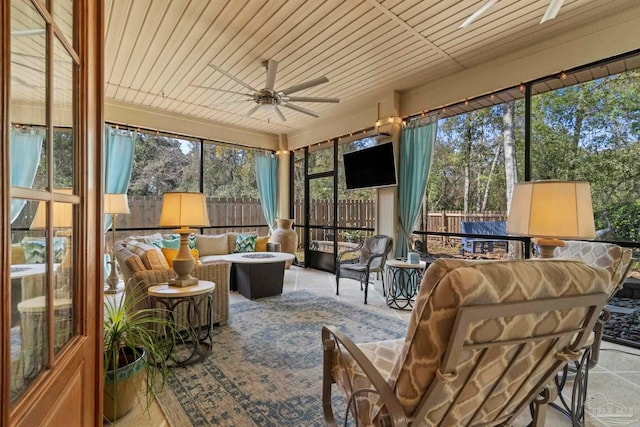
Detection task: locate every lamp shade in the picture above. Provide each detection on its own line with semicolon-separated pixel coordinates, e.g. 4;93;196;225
30;189;74;229
104;193;130;215
159;192;210;228
506;180;596;240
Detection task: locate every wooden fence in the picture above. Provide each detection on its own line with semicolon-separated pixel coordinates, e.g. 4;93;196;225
117;196;266;230
116;196;506;245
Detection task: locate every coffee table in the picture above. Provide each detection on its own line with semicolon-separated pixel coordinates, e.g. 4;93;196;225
223;252;295;299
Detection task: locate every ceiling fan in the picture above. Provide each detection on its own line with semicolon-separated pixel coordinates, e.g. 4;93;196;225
459;0;565;28
194;59;339;121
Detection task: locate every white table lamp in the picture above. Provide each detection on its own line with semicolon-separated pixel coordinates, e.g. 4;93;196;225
506;180;596;258
159;192;210;287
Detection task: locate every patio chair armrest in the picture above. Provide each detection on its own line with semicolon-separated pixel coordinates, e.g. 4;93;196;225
322;325;407;426
588;307;611;368
365;252;387;267
336;241;365;263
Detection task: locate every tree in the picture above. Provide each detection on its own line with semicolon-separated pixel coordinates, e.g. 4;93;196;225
128;134;191;195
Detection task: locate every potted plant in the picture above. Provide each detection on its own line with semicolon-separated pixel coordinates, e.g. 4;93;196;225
103;283;177;422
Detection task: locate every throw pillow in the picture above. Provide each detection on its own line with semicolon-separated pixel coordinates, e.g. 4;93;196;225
141;248;166;270
235;234;257;253
255;235;269;252
162;235;181;250
11;244;27;264
167;233;196;250
127;240;170;270
161;247;200;268
124;254;146;274
142;232;164;249
21;238;45;263
20;237;66;264
196;234;228;256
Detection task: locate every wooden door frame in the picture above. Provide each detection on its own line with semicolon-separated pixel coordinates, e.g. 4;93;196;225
1;0;103;425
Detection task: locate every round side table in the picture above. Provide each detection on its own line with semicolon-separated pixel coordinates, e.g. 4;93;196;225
148;280;215;366
384;259;426;310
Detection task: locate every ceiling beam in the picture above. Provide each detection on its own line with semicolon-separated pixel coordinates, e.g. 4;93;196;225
365;0;465;71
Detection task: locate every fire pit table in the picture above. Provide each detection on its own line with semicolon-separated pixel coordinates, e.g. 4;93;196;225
222;252;295;299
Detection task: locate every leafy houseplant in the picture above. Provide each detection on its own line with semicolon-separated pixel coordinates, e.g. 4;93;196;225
103;283;177;422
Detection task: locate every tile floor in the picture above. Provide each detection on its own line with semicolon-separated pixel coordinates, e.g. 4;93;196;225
109;265;640;426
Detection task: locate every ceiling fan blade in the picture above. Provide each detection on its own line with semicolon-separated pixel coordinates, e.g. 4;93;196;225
273;105;287;122
191;85;251;97
279;76;329;95
282;96;339;103
210;100;253;106
245;104;262;118
281;102;319;118
540;0;565;23
208;64;258;92
459;0;499;28
264;59;278;91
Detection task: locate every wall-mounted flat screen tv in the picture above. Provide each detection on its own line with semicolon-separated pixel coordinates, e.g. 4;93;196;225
343;142;397;190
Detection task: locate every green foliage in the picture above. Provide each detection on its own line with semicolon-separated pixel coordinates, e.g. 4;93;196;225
427;69;640;243
128;132;260;198
103;285;178;407
128;133;194;195
605;200;640;242
203;144;258;198
33;127;75;189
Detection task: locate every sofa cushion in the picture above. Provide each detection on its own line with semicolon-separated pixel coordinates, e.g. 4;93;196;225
225;233;237;253
199;254;230;264
161;247;200;268
235;234;257;253
255;236;269;252
196;234;229;256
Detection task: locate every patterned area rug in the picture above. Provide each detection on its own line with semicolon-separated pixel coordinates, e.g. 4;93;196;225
155;291;408;426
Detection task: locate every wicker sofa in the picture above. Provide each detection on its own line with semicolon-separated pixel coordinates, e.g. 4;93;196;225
113;238;230;326
113;231;280;327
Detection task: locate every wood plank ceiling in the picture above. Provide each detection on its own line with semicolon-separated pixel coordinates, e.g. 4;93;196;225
104;0;639;136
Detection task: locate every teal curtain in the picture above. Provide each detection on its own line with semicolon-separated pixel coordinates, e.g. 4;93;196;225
104;127;135;231
10;128;44;223
395;116;438;258
255;151;278;233
103;127;135;280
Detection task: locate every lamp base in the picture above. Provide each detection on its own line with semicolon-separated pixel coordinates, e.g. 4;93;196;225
169;229;198;287
168;277;199;288
105;260;124;294
104;285;125;294
532;238;565;258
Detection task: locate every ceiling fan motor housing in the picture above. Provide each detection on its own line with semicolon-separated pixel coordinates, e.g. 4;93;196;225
254;88;280;105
